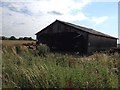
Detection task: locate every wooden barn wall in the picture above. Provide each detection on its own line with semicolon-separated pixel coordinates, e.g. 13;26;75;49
39;21;87;35
37;21;88;42
36;21;89;53
87;34;117;53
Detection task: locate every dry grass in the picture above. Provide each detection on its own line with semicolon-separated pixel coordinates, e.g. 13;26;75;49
1;40;35;45
2;40;120;89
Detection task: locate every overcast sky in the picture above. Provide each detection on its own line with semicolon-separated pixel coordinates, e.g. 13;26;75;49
0;0;119;43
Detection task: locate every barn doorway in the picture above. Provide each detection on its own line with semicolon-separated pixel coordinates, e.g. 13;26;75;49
39;32;87;54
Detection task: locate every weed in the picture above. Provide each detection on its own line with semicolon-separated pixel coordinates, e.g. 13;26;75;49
2;41;119;89
36;44;50;57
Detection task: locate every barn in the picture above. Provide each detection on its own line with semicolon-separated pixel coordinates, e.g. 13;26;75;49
35;20;117;54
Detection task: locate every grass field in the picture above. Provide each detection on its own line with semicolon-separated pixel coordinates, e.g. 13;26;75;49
1;40;35;45
1;40;120;89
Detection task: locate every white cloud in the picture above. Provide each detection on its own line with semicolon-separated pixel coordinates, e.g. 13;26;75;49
23;0;91;15
1;0;92;38
2;0;119;2
1;0;91;20
1;0;117;39
1;0;92;18
91;16;108;25
58;13;88;22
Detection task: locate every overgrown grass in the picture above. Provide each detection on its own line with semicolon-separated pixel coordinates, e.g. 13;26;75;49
2;43;120;89
1;40;35;46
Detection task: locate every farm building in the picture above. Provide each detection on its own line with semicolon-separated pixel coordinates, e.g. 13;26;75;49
35;20;117;54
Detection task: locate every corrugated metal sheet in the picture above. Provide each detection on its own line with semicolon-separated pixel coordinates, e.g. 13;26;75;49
35;20;117;39
57;20;117;39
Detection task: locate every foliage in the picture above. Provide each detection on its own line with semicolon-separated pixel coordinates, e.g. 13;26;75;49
2;42;120;89
9;36;17;40
36;44;50;56
22;37;33;40
0;36;34;40
0;36;8;40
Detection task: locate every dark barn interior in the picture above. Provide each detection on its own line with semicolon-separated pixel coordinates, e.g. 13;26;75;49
36;20;117;54
37;32;87;53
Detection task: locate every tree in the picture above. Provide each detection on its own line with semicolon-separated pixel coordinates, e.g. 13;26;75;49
23;37;33;40
28;37;33;40
1;36;8;40
9;36;16;40
18;37;23;40
23;37;28;40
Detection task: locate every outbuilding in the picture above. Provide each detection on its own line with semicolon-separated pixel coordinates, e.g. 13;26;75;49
35;20;117;54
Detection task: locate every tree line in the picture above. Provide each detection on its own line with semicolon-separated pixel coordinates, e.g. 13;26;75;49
0;36;34;40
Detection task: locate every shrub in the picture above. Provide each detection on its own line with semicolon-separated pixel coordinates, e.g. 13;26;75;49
15;45;22;54
36;44;50;56
9;36;16;40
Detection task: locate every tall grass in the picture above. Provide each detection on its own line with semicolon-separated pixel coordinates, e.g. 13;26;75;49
1;40;35;46
0;43;2;89
2;44;119;89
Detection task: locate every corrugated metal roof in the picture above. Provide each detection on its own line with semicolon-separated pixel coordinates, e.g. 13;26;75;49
36;20;117;39
58;20;117;39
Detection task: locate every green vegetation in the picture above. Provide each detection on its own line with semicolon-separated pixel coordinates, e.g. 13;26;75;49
0;36;34;40
36;44;50;57
2;41;120;89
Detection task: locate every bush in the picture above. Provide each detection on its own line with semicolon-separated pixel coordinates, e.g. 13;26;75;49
36;44;50;56
15;45;21;54
9;36;16;40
